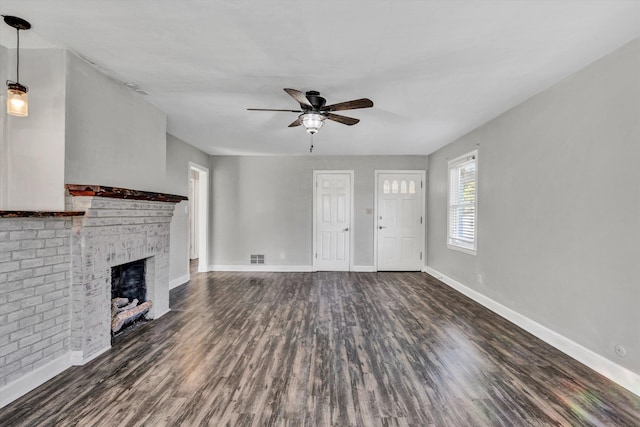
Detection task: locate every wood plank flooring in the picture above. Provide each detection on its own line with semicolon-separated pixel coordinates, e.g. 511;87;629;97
1;271;639;426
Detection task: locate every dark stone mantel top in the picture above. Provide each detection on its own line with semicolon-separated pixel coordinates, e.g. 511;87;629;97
0;211;85;218
65;184;188;203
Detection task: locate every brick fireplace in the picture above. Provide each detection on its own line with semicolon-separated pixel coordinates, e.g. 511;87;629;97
0;185;186;406
66;185;187;363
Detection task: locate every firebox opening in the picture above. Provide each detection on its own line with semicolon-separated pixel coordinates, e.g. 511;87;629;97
111;258;153;337
111;259;147;302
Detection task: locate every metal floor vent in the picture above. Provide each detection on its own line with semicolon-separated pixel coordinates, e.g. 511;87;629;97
250;254;265;264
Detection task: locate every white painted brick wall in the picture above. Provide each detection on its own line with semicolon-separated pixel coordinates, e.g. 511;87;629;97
0;218;72;388
1;196;178;395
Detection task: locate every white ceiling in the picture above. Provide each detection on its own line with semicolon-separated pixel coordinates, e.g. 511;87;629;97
2;1;640;156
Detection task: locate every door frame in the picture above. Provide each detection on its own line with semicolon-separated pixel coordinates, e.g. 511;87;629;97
189;174;199;260
189;162;209;273
312;170;355;272
373;170;426;271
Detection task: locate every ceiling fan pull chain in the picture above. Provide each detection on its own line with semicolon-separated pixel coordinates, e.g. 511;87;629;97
309;134;314;153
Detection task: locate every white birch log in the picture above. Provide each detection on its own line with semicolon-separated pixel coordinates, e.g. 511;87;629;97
112;297;129;308
111;300;152;333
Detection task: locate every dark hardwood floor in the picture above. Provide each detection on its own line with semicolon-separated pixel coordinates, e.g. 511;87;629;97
1;270;639;426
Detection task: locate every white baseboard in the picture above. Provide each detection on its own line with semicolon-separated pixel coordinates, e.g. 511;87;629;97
70;345;111;366
424;266;640;397
209;265;313;272
352;265;376;272
169;274;190;290
0;353;71;408
209;265;378;273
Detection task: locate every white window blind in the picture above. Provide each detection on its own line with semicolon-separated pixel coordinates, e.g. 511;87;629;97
448;151;477;254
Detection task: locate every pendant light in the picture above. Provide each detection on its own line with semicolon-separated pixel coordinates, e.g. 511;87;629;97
3;15;31;117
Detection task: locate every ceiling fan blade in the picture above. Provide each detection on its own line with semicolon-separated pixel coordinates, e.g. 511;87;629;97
323;98;374;112
247;108;303;112
284;88;313;108
325;113;360;126
288;117;303;127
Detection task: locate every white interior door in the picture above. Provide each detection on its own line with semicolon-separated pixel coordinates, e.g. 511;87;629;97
314;172;352;271
376;172;424;271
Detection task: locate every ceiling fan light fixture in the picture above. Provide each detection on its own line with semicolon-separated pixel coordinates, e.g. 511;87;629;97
302;113;325;134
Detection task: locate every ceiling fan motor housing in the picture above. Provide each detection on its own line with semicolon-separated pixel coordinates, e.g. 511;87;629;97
304;91;326;110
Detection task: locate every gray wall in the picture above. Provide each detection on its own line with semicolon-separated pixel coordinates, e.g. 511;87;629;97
209;155;427;268
0;44;7;208
427;38;640;374
2;49;66;210
64;52;167;193
166;133;209;285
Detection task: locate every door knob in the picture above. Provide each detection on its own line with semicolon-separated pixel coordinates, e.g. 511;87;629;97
378;226;387;229
343;227;349;232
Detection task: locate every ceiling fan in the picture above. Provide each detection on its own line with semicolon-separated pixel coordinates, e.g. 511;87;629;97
248;88;374;135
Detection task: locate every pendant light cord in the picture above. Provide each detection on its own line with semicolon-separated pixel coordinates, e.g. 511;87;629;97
16;27;20;83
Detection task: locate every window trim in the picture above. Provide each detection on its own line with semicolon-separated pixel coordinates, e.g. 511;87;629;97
447;150;478;255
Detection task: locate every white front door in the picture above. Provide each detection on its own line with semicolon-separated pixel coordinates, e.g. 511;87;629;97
314;172;352;271
376;172;424;271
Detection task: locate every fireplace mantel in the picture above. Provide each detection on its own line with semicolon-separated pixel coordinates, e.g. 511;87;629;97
0;211;85;218
65;184;188;203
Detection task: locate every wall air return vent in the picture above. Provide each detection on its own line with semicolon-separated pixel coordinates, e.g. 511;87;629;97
250;254;265;264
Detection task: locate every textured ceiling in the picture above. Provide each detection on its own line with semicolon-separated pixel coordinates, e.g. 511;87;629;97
2;1;640;155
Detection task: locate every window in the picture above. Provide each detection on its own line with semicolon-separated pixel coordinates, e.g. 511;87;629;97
448;150;477;254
